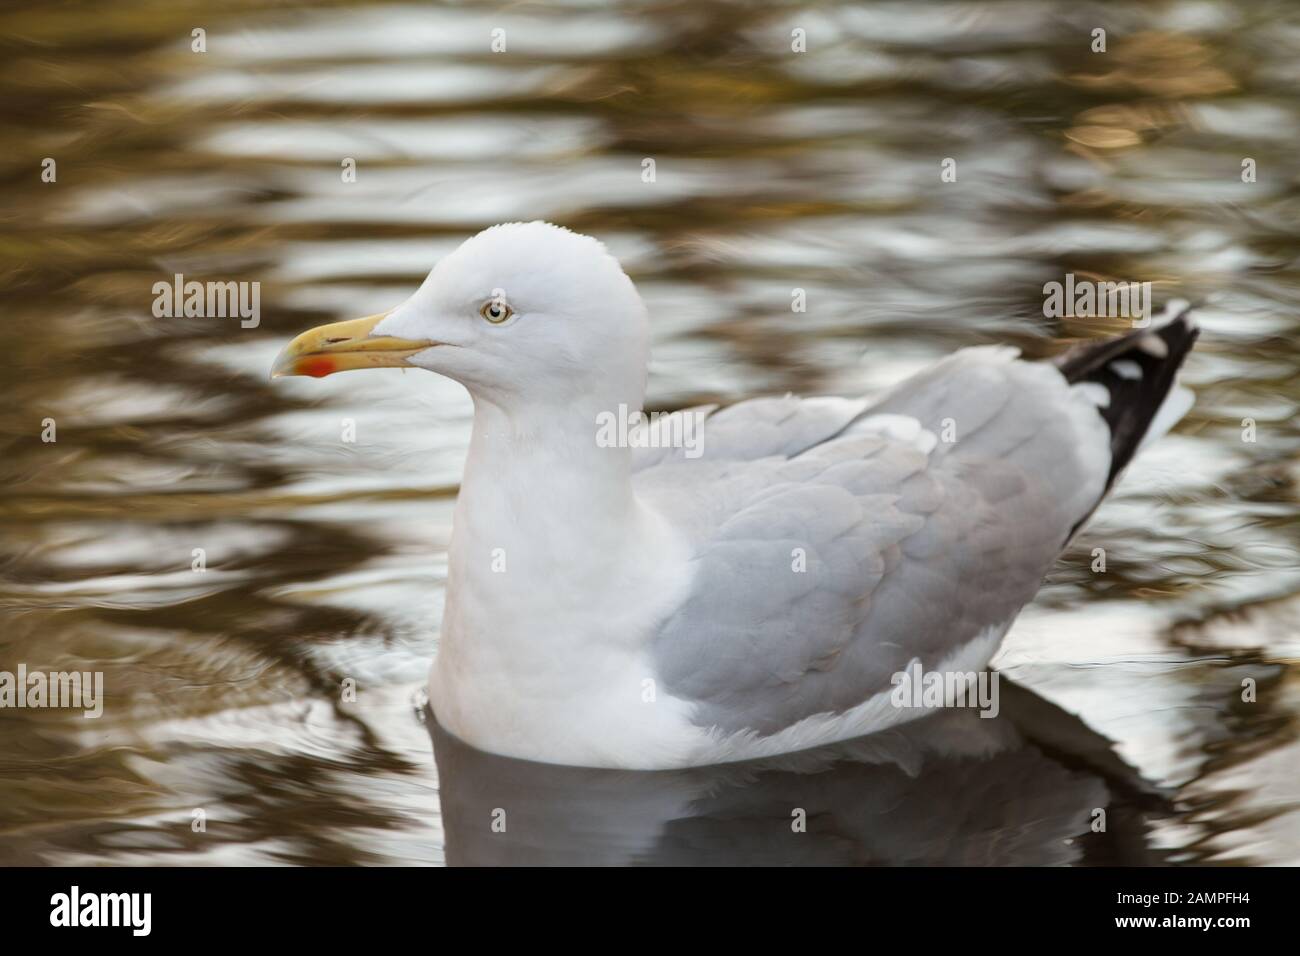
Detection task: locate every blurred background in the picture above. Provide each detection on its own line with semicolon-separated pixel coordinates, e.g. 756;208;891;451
0;0;1297;865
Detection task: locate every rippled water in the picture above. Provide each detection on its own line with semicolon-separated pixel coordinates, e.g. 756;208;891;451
1;0;1298;865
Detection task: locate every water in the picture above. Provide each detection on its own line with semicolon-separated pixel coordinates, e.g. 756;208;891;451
1;0;1298;865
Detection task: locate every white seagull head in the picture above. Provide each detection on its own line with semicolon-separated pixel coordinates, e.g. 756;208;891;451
273;221;650;412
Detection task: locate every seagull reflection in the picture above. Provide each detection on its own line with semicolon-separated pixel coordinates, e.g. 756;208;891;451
429;680;1171;866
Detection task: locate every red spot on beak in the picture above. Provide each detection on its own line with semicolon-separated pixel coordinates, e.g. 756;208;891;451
301;357;336;378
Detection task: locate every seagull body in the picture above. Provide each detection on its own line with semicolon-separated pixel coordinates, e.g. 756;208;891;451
274;221;1198;769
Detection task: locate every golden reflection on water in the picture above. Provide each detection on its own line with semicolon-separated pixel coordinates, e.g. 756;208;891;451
1;0;1298;865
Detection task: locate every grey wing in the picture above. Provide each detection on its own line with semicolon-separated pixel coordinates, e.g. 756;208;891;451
635;347;1113;736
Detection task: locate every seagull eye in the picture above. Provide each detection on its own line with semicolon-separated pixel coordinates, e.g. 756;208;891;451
479;299;513;324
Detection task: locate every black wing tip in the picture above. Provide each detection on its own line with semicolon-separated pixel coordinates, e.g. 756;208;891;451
1053;302;1199;382
1055;303;1200;492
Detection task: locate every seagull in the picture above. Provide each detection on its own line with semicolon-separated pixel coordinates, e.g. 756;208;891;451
272;221;1198;770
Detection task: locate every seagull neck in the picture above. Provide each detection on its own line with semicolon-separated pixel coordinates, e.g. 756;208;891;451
462;397;638;529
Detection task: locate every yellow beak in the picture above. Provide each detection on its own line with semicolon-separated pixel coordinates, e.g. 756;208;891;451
270;313;436;379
